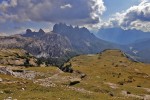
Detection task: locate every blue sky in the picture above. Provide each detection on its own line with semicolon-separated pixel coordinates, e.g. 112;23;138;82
102;0;140;20
0;0;149;35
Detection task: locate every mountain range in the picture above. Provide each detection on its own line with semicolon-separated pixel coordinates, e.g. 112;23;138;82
0;23;114;66
96;27;150;44
53;23;114;54
1;23;150;64
125;38;150;63
96;27;150;63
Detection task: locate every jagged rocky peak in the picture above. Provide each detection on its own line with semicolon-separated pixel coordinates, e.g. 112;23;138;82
52;23;113;54
53;23;95;39
53;23;70;32
39;29;45;34
53;23;90;34
26;29;32;33
23;28;46;38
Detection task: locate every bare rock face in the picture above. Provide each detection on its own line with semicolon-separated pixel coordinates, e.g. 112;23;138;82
53;23;114;54
0;31;73;59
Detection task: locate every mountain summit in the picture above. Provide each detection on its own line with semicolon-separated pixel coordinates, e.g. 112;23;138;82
53;23;114;54
22;29;46;38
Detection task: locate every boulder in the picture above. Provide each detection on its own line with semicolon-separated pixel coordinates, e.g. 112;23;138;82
69;78;81;86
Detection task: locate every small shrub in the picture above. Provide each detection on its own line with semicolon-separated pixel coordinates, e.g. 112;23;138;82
4;90;13;94
137;85;141;87
109;93;114;97
127;91;131;94
118;81;124;85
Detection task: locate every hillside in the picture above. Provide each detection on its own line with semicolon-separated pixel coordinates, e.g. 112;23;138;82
0;50;150;100
66;50;150;99
125;39;150;63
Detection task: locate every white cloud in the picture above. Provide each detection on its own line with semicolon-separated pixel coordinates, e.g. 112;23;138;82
101;0;150;32
89;0;106;20
60;4;72;9
0;32;8;36
0;0;105;25
0;0;106;34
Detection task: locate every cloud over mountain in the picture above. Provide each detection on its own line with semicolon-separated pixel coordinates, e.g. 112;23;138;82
0;0;105;25
102;0;150;32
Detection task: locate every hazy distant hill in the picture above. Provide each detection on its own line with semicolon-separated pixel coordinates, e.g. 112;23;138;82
125;38;150;63
96;27;150;44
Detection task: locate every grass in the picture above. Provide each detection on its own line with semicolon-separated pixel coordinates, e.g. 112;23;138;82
0;49;150;100
68;50;150;99
0;74;106;100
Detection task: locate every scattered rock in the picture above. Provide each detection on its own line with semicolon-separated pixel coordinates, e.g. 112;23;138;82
105;82;119;89
74;70;86;79
80;73;86;79
22;88;25;91
0;67;14;75
0;67;37;80
0;77;3;82
4;97;12;100
121;90;144;99
144;95;150;100
69;78;81;86
0;91;4;94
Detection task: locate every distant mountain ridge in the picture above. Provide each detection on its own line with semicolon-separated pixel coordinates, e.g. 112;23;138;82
96;27;150;44
96;27;150;63
125;38;150;63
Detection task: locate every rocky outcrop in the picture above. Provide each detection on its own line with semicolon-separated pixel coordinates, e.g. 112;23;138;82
0;31;73;59
0;67;14;75
0;66;38;80
0;49;38;66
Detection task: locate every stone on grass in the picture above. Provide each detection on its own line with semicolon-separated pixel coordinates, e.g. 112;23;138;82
69;78;81;86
